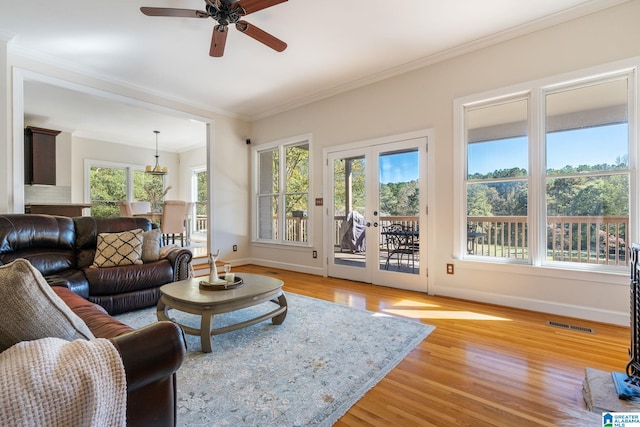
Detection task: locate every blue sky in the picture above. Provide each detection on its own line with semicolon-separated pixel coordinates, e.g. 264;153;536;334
468;123;628;175
379;151;419;184
375;123;627;183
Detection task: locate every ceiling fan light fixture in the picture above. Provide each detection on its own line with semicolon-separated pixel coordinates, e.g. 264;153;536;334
145;130;168;175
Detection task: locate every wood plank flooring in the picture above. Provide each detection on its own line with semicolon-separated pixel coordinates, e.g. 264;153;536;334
232;264;630;426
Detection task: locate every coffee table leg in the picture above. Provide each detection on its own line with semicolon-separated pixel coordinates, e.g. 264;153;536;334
156;298;168;321
272;292;288;325
200;309;213;353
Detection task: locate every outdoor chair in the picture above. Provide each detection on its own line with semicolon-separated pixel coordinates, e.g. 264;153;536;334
383;223;419;272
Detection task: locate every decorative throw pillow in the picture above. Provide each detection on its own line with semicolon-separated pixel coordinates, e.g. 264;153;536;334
141;229;161;263
159;244;179;259
92;229;144;268
0;259;94;352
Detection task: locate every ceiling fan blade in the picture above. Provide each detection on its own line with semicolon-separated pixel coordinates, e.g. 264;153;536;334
236;20;287;52
210;25;228;57
234;0;287;16
140;7;208;18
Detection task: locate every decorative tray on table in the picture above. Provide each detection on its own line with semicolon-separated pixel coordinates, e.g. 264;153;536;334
199;275;244;291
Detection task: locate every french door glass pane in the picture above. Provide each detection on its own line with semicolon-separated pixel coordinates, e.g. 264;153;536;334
333;156;366;269
379;149;420;274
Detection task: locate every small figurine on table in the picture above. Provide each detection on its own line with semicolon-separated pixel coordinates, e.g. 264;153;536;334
207;250;226;284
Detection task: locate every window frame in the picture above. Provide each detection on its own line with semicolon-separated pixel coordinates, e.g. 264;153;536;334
454;61;637;275
251;134;312;247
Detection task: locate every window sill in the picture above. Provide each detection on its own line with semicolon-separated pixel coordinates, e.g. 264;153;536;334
252;240;312;250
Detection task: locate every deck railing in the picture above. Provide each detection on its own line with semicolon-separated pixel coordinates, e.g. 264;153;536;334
331;214;629;266
202;213;627;266
468;215;628;266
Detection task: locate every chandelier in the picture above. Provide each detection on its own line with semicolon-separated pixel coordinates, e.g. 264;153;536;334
145;130;168;175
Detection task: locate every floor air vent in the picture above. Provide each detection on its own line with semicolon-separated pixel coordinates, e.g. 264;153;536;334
546;320;595;334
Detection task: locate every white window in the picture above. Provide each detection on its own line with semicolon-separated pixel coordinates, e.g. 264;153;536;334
253;136;311;245
86;160;166;217
457;66;634;271
465;97;529;260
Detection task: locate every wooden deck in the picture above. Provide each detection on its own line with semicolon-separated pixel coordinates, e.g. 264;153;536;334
229;264;629;426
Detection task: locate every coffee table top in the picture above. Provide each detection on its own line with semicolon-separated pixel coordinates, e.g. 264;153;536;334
160;273;284;305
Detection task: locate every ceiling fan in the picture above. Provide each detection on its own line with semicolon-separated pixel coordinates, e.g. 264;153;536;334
140;0;288;57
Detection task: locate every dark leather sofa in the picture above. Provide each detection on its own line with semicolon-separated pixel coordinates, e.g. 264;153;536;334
0;214;192;314
0;214;192;426
54;285;186;427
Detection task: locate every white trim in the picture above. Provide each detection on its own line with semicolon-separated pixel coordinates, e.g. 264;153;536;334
11;67;25;213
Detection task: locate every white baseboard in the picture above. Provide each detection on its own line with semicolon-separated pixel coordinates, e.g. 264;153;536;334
434;287;629;326
247;258;324;276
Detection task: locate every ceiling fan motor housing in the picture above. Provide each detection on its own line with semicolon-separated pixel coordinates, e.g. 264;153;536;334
207;2;244;26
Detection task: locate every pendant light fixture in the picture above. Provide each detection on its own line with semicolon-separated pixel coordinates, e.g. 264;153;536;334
145;130;168;175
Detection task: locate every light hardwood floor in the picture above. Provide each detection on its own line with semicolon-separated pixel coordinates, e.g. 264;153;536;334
232;264;630;426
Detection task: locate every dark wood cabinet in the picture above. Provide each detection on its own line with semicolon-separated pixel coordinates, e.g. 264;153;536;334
24;126;61;185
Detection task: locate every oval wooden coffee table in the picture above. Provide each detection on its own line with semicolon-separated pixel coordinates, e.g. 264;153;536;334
157;273;287;353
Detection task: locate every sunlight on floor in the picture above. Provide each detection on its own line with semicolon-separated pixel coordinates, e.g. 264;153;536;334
380;308;512;320
378;299;511;320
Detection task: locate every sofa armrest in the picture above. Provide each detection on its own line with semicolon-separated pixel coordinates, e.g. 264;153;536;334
110;321;186;392
162;247;193;281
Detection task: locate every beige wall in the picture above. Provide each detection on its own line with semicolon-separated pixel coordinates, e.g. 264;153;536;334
249;1;640;324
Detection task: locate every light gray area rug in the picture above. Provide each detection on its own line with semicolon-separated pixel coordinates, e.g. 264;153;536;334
115;292;434;426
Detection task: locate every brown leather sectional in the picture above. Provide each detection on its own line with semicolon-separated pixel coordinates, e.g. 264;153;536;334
0;214;193;426
54;285;187;426
0;214;192;314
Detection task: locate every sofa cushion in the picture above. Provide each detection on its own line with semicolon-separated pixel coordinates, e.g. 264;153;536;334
92;229;144;268
0;215;76;275
0;259;94;352
141;229;161;263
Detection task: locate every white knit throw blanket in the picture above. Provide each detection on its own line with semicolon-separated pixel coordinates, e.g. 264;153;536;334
0;337;127;427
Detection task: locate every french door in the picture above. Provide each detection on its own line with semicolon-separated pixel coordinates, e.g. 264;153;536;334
326;137;428;292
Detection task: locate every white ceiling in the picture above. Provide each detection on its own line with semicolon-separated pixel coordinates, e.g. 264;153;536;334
0;0;625;152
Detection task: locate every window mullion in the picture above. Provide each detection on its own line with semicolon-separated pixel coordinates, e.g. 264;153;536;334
530;88;545;266
279;145;286;243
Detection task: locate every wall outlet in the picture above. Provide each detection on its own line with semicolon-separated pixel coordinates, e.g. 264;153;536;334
232;245;238;252
446;263;454;274
312;250;318;258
